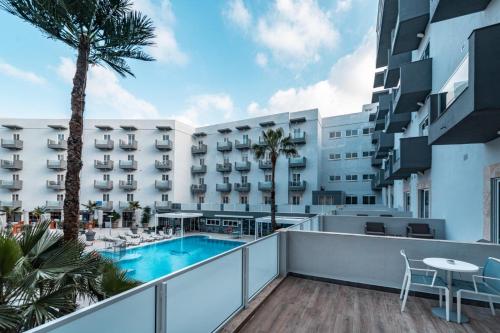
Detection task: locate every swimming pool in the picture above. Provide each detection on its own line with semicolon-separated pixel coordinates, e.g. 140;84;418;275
101;236;245;282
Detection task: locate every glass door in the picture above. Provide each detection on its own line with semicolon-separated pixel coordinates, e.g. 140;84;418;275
492;178;500;243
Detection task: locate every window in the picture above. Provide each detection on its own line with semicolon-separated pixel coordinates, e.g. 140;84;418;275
345;152;358;159
12;174;19;181
126;193;134;201
404;192;411;212
162;154;169;161
223;176;229;184
420;117;429;136
199;178;204;184
103;194;109;201
57;174;64;182
419;189;430;218
345;129;358;137
57;154;64;161
13;133;20;140
292;195;301;205
103;174;110;181
127;154;134;161
292;173;301;182
362;195;376;205
346;174;358;182
13;154;19;161
329;153;341;160
12;194;19;201
242;134;249;143
57;133;65;141
198;196;204;204
206;219;220;226
199;158;204;165
162;194;169;201
362;127;374;135
222;196;229;204
240;196;248;204
104;134;111;140
241;175;248;184
362;151;374;158
56;194;64;201
224;157;230;164
345;195;358;205
127;174;134;183
223;220;238;227
162;174;169;181
104;154;110;161
264;196;272;204
329;175;341;182
127;134;135;143
265;174;272;182
329;131;341;139
362;174;375;181
162;134;169;141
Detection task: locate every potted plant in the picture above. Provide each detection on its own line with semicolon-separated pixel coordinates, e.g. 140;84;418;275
85;226;96;241
128;201;141;234
82;200;98;228
141;206;152;229
110;210;120;229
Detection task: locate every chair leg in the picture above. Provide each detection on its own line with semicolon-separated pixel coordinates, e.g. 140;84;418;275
457;291;461;324
445;289;450;322
401;279;411;312
488;296;496;316
400;274;408;300
438;288;442;308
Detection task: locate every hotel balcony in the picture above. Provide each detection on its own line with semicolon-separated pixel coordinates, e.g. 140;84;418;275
94;160;114;171
0;179;22;190
258;181;272;192
1;160;23;170
289;156;306;169
0;200;21;209
375;0;398;68
191;184;207;194
374;132;394;159
290;131;306;145
216;162;232;173
430;0;491;23
217;141;233;152
94;180;113;191
371;155;383;167
47;159;66;171
257;137;267;146
119;201;133;209
216;183;232;192
429;23;500;145
1;138;23;150
374;118;385;132
154;201;172;212
94;139;114;150
47;139;67;150
371;169;393;190
155;180;172;191
45;200;63;210
155;160;172;171
392;58;432;114
388;136;432;180
97;201;113;212
191;144;207;155
118;180;137;191
191;164;207;174
384;103;411;134
234;161;251;172
46;180;65;191
119;160;137;170
259;160;272;170
371;131;379;144
155;139;173;151
391;0;429;55
384;51;411;89
234;182;251;192
289;180;306;192
235;139;251;150
374;94;391;131
119;139;138;151
373;70;384;88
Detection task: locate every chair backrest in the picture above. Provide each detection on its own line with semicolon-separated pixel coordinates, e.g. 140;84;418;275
366;222;385;232
400;249;411;274
483;257;500;292
408;223;430;234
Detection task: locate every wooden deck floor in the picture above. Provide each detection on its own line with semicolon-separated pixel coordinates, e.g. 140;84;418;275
239;276;500;333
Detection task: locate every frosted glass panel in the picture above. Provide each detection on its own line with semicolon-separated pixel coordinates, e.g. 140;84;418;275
39;287;156;333
248;235;278;299
166;250;243;333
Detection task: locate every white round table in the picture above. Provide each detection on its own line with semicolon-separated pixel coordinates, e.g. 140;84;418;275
423;257;479;323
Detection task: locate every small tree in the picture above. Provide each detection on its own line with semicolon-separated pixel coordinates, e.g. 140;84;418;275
128;201;141;226
141;206;152;227
31;206;46;223
252;128;297;232
0;206;21;228
82;200;98;227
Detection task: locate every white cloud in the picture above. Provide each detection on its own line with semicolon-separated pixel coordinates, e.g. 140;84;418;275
255;52;268;67
56;57;160;118
223;0;252;30
247;28;376;117
255;0;339;68
0;61;46;85
335;0;352;13
133;0;188;65
174;94;235;126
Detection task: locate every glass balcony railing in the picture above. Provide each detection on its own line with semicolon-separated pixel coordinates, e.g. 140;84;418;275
440;53;469;111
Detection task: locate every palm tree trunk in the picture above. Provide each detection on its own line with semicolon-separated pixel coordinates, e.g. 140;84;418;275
63;39;90;241
271;157;277;232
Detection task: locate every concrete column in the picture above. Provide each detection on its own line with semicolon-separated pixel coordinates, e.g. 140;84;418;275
23;210;29;224
97;210;103;227
278;229;288;277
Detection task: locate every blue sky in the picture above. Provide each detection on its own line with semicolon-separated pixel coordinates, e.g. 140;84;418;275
0;0;378;125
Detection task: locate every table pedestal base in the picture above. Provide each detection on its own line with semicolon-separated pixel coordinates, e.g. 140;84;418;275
431;307;469;323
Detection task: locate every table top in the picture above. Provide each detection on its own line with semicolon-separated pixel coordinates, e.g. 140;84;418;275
423;257;479;273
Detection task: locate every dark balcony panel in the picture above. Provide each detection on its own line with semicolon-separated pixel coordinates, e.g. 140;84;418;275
94;180;113;191
371;170;394;190
119;140;138;150
375;132;395;159
290;132;306;145
47;139;67;150
371;131;380;144
191;184;207;194
94;160;114;171
259;160;272;170
46;160;66;171
430;0;491;23
384;51;412;88
390;136;431;180
191;164;207;174
155;201;173;212
372;89;389;103
375;0;399;68
217;141;233;152
155;160;172;171
234;183;251;192
46;180;65;191
191;144;207;155
371;155;383;167
216;163;232;173
289;157;306;169
376;94;392;120
1;139;23;150
391;0;430;55
94;139;114;150
393;58;432;114
155;180;172;191
0;179;22;190
374;118;386;131
1;160;23;170
369;112;377;122
235;139;251;150
385;108;411;133
289;181;306;192
119;180;137;191
155;139;173;151
258;182;272;192
235;161;251;172
216;183;232;192
429;23;500;145
373;70;385;88
119;160;137;170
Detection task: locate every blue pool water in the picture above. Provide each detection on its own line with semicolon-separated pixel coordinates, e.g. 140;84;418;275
101;236;244;282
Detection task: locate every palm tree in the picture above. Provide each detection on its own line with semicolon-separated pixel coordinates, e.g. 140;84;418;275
82;200;98;226
0;0;156;241
252;128;297;232
0;206;21;228
30;206;45;223
0;222;139;331
128;201;141;225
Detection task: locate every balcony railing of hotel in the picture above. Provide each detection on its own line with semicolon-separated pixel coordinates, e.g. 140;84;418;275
216;162;232;173
216;183;232;192
0;179;22;190
46;159;66;171
94;180;113;191
290;131;306;144
119;201;133;209
155;180;172;191
234;182;251;192
155;139;173;151
94;138;114;150
0;200;21;209
154;201;173;211
216;141;232;152
258;160;272;170
0;138;23;150
235;139;251;150
289;180;307;191
234;161;251;172
258;181;272;191
97;201;113;211
94;160;114;170
1;159;23;170
191;164;207;174
191;144;207;155
46;180;65;191
47;138;67;150
119;160;138;170
191;184;207;193
45;200;63;210
119;139;138;150
155;160;172;171
289;156;306;168
118;180;137;191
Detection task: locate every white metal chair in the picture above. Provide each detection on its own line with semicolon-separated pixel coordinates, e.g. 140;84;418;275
400;249;450;321
455;257;500;323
